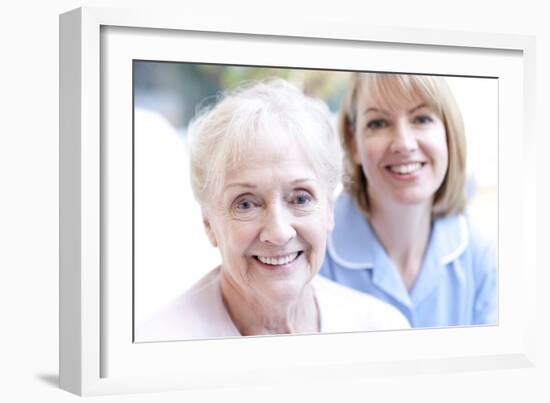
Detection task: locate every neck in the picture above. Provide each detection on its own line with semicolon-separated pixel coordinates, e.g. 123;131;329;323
219;271;320;336
369;198;432;291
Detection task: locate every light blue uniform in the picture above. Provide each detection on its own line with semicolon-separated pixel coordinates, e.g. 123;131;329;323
320;192;497;328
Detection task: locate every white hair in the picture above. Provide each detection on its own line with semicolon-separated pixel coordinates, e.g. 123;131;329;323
187;78;342;205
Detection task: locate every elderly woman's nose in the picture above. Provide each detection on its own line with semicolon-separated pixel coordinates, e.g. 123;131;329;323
389;122;418;154
259;205;297;245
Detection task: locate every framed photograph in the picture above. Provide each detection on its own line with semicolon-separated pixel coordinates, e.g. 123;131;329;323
60;6;537;396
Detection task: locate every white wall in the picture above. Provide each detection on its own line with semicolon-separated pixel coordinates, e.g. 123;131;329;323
1;0;548;402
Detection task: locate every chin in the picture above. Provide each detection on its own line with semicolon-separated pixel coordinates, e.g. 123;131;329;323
260;272;313;301
391;189;435;206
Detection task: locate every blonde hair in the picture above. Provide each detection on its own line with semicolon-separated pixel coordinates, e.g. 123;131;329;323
188;78;342;206
339;72;467;217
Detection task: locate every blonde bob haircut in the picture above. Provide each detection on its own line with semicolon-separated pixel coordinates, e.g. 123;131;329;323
187;78;342;207
339;72;467;218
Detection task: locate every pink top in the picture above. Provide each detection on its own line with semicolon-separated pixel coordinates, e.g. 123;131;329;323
137;267;409;342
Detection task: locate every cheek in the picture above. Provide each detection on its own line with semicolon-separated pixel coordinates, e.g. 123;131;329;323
433;130;449;170
301;216;329;250
358;141;384;177
351;138;364;164
351;130;377;167
216;222;256;262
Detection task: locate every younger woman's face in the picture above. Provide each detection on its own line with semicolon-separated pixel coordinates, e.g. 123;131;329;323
351;84;449;211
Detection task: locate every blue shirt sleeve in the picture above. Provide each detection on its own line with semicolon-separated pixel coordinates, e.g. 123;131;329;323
472;239;497;325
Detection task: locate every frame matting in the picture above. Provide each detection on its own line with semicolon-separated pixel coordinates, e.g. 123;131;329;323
59;6;537;396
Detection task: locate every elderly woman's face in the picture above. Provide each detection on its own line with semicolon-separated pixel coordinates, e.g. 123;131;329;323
202;146;333;302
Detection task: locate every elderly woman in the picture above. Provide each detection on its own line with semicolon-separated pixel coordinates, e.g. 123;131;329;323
320;73;497;327
138;78;409;341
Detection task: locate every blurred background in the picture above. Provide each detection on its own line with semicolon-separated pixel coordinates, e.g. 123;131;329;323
134;61;351;133
133;62;498;331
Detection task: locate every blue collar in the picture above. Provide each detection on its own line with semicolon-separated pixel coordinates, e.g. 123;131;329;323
327;192;469;308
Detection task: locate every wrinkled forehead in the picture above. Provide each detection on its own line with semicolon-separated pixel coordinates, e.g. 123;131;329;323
356;74;441;113
226;146;316;180
225;140;292;175
224;119;298;167
213;127;321;195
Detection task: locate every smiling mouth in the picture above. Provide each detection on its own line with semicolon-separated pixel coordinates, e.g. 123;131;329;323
254;252;302;266
386;162;425;175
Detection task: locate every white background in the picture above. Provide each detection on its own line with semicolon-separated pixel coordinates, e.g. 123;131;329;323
0;0;547;402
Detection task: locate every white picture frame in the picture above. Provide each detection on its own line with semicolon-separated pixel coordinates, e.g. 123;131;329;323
59;6;537;396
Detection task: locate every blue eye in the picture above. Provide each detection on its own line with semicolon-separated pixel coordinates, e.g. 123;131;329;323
292;192;313;206
413;115;434;124
231;196;261;220
236;200;254;210
366;119;387;130
233;196;259;213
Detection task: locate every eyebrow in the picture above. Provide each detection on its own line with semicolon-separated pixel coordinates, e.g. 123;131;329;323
224;177;316;190
364;107;389;116
291;177;316;185
408;103;428;114
224;182;257;190
363;103;428;116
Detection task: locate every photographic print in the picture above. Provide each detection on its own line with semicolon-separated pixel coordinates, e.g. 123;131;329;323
132;62;498;342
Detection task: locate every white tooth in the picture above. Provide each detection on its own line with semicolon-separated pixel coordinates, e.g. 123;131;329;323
391;163;421;174
258;252;299;266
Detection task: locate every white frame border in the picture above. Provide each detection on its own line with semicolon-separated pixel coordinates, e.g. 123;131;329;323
59;6;537;396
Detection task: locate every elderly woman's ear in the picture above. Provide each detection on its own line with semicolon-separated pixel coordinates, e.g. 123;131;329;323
202;214;218;248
